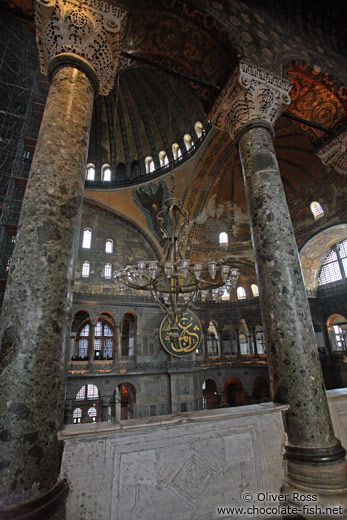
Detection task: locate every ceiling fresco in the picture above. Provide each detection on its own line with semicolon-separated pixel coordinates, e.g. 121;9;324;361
287;63;347;147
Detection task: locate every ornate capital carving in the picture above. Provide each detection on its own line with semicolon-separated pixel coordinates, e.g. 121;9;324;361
316;131;347;175
35;0;127;95
209;63;292;141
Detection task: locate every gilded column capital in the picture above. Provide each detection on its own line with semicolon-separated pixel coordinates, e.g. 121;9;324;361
209;62;292;141
316;130;347;175
35;0;127;95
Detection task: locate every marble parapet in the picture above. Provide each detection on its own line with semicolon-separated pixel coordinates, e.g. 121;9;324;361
60;403;288;520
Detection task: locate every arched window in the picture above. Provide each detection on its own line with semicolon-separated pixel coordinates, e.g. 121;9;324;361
194;121;203;138
251;284;259;297
77;322;89;359
219;232;228;246
159;150;169;167
82;261;90;278
131;160;140;178
105;239;113;253
104;263;112;279
183;133;194;151
172;143;182;160
87;407;97;422
94;320;114;360
102;164;111;182
76;384;99;401
73;408;82;424
310;201;324;220
86;163;95;181
116;162;126;180
82;228;92;249
121;313;136;357
332;324;345;351
145;156;155;174
318;239;347;286
237;287;247;300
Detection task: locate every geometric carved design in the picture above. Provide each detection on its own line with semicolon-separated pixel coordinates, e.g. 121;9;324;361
167;452;216;507
209;62;292;141
35;0;127;95
317;131;347;176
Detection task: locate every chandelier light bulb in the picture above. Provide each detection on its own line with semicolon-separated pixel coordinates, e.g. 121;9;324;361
164;262;174;277
193;262;202;279
221;265;230;281
208;261;217;279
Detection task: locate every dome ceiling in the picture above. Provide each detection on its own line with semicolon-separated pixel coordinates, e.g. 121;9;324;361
88;66;207;172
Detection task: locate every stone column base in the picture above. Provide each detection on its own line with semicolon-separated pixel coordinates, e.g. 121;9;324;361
282;458;347;519
0;480;69;520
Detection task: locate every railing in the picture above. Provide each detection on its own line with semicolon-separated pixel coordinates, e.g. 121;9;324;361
84;123;212;190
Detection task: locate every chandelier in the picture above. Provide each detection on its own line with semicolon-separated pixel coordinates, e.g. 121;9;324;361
114;188;239;341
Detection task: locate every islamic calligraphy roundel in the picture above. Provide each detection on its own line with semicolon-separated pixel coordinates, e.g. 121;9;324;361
159;310;202;357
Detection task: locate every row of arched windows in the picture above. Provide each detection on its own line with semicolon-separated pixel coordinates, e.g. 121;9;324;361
81;261;112;278
71;314;136;361
81;229;113;254
85;122;206;180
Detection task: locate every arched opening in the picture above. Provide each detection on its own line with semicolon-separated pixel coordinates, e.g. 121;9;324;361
252;377;270;404
219;231;228;246
194;121;203;138
255;326;266;354
158;150;169;167
327;314;347;352
310;201;324;220
102;163;111;182
183;133;194;151
121;313;136;358
237;286;247;300
74;384;100;423
82;228;92;249
116;162;126;180
223;377;247;407
318;239;347;286
202;379;218;410
251;284;259;297
86;163;95;181
131;160;140;178
81;260;90;278
94;319;114;360
172;143;182;160
114;383;136;420
145;156;155;173
206;321;219;356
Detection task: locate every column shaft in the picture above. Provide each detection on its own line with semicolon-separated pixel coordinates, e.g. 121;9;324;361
238;124;337;450
0;66;94;506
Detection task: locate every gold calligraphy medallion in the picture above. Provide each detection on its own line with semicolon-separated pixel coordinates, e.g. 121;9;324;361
159;310;202;357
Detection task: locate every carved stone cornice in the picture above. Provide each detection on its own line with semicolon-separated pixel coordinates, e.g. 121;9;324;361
316;131;347;176
209;62;292;142
35;0;127;95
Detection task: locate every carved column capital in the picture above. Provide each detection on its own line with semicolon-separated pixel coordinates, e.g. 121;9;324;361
316;130;347;175
209;62;292;142
35;0;127;95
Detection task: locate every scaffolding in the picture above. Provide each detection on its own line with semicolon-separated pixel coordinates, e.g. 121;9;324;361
0;10;48;302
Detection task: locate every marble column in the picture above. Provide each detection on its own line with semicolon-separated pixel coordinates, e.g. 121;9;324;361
112;323;119;367
100;398;110;422
88;322;96;364
235;328;241;357
252;327;259;357
218;327;225;359
0;0;127;515
209;62;346;508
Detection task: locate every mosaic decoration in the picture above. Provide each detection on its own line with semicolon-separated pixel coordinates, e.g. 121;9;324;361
132;181;169;246
287;64;347;147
